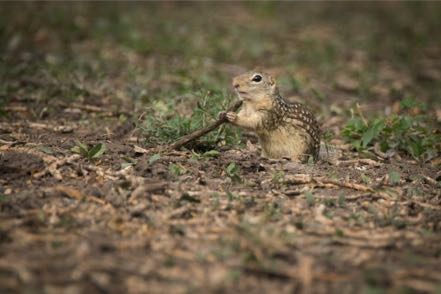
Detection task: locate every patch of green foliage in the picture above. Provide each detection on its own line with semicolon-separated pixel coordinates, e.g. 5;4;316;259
305;191;315;207
0;79;10;118
202;150;221;158
264;202;282;221
148;153;161;164
271;171;285;188
169;163;186;177
337;194;346;207
388;170;401;185
71;141;106;160
225;162;242;183
342;98;440;161
0;194;7;202
0;100;6;117
139;89;242;149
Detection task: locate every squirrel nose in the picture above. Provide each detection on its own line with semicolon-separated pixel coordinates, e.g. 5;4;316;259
233;82;240;89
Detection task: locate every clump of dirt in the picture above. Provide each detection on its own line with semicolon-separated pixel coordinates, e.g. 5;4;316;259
0;152;44;182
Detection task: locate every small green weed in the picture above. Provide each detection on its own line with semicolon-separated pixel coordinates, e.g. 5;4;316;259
210;192;220;209
324;198;336;208
225;162;241;183
360;174;372;184
71;141;106;160
0;97;7;118
178;193;200;205
335;228;344;237
342;98;440;161
337;193;346;207
120;156;137;169
271;171;285;188
264;202;282;221
148;153;161;164
305;191;315;207
191;149;221;160
388;170;401;185
226;269;242;282
226;191;239;202
169;163;186;177
202;150;221;158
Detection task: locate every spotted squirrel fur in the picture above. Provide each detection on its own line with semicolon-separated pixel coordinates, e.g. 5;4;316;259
221;70;321;162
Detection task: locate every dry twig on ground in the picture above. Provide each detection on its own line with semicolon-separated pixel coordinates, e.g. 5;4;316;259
169;100;242;150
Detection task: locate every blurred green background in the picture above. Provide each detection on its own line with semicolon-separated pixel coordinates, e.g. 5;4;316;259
2;2;440;98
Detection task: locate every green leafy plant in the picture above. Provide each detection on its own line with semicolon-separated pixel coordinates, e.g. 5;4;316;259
388;170;401;185
360;174;372;184
190;149;221;161
264;202;281;221
0;98;7;117
305;191;315;207
271;171;285;188
139;90;242;149
225;162;241;183
226;191;239;202
342;98;440;161
169;163;186;177
202;150;221;158
337;194;346;207
121;156;137;169
0;194;7;203
148;153;161;164
324;198;336;208
71;141;106;160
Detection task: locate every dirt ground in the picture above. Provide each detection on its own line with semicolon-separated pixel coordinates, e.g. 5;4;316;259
1;3;441;294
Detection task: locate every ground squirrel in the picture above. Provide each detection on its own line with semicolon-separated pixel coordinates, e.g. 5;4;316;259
222;70;320;162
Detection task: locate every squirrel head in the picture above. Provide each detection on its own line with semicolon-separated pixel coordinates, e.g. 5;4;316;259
232;70;279;102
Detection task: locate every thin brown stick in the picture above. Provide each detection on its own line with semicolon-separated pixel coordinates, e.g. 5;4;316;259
53;185;110;206
169;100;243;150
286;174;374;191
319;178;374;192
285;174;399;200
33;154;81;180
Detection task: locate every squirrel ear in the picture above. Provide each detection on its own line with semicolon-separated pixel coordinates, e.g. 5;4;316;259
269;76;275;86
269;76;279;95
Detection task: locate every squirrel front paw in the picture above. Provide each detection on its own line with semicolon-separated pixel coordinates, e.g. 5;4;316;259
226;112;237;122
218;111;237;123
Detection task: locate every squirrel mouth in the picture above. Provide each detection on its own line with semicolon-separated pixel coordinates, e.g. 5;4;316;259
237;91;249;100
237;91;248;96
235;89;251;100
237;93;252;101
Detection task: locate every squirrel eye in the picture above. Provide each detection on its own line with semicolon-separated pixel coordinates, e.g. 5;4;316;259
252;74;262;82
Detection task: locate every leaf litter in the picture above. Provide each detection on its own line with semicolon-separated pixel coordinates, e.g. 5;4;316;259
1;3;441;293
